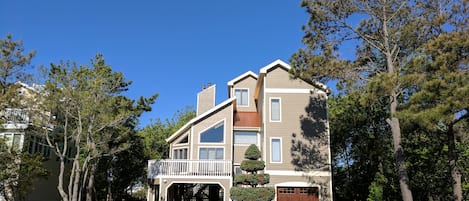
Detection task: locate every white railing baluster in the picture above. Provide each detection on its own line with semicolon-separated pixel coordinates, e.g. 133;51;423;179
147;160;232;178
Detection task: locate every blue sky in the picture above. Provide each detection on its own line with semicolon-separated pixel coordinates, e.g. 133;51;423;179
1;1;312;127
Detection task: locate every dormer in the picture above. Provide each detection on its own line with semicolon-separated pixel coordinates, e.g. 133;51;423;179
227;71;258;112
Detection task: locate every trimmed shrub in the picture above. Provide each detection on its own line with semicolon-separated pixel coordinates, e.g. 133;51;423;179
256;173;270;185
244;144;261;160
234;174;258;186
230;187;275;201
230;144;274;201
240;160;265;173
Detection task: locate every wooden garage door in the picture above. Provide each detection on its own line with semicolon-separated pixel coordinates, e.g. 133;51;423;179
277;187;319;201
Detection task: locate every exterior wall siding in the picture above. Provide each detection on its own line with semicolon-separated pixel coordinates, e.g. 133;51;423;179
191;104;233;161
264;65;313;89
231;76;258;112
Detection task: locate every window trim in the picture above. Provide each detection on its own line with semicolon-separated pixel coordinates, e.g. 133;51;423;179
198;146;225;160
270;137;282;163
269;97;282;122
233;88;249;107
199;119;226;144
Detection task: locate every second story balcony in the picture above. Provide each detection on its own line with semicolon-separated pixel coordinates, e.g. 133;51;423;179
148;159;232;179
0;108;30;129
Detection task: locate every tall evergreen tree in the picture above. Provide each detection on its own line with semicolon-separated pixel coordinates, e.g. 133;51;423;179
290;1;467;200
400;29;469;201
39;54;157;201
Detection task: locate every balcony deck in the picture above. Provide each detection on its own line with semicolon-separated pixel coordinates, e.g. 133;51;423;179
148;159;232;179
0;108;29;129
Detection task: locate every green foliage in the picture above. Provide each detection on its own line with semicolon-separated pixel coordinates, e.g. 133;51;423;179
291;0;468;200
138;106;195;160
41;54;158;201
0;139;48;201
240;160;265;173
244;144;261;160
234;174;270;186
0;34;48;201
0;34;35;95
230;187;275;201
231;144;274;201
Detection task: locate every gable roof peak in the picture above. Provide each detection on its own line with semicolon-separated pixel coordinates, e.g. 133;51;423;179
259;59;290;74
227;71;258;86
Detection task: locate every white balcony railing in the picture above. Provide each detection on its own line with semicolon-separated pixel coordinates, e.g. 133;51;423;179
1;108;29;129
148;159;232;179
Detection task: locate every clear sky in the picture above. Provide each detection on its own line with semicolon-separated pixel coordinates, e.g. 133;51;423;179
1;0;311;127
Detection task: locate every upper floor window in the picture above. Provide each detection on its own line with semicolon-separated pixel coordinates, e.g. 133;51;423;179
271;137;282;163
270;98;281;122
199;147;224;160
200;121;224;143
234;88;249;106
234;131;258;145
0;132;23;151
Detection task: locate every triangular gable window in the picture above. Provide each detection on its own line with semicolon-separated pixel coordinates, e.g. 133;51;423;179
176;134;188;144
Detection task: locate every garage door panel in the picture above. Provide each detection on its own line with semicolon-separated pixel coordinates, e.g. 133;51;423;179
277;187;318;201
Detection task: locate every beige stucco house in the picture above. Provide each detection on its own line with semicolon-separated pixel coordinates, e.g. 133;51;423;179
147;60;333;201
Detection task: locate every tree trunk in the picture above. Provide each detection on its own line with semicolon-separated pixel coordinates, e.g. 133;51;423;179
71;153;81;201
57;157;69;201
86;161;98;201
447;127;463;201
388;110;413;201
382;6;413;199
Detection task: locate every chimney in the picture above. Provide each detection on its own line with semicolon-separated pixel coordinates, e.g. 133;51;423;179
197;83;215;116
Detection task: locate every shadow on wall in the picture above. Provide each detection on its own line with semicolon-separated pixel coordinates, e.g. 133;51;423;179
290;94;330;172
290;94;332;200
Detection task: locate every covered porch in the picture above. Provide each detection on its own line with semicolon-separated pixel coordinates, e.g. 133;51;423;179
147;160;232;201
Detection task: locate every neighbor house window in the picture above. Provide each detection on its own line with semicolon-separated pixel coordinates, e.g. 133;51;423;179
271;138;282;163
1;132;23;150
234;88;249;106
173;148;188;159
270;98;281;122
199;147;224;160
234;131;257;145
200;121;224;143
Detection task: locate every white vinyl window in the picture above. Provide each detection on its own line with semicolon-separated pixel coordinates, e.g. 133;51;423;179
234;88;249;106
234;131;258;145
271;138;282;163
270;98;281;122
199;147;224;160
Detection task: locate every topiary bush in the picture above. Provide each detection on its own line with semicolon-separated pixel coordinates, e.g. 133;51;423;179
234;173;270;186
230;187;275;201
240;160;265;173
230;144;274;201
244;144;261;160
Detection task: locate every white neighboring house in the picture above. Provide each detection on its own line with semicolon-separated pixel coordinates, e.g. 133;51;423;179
0;82;64;201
